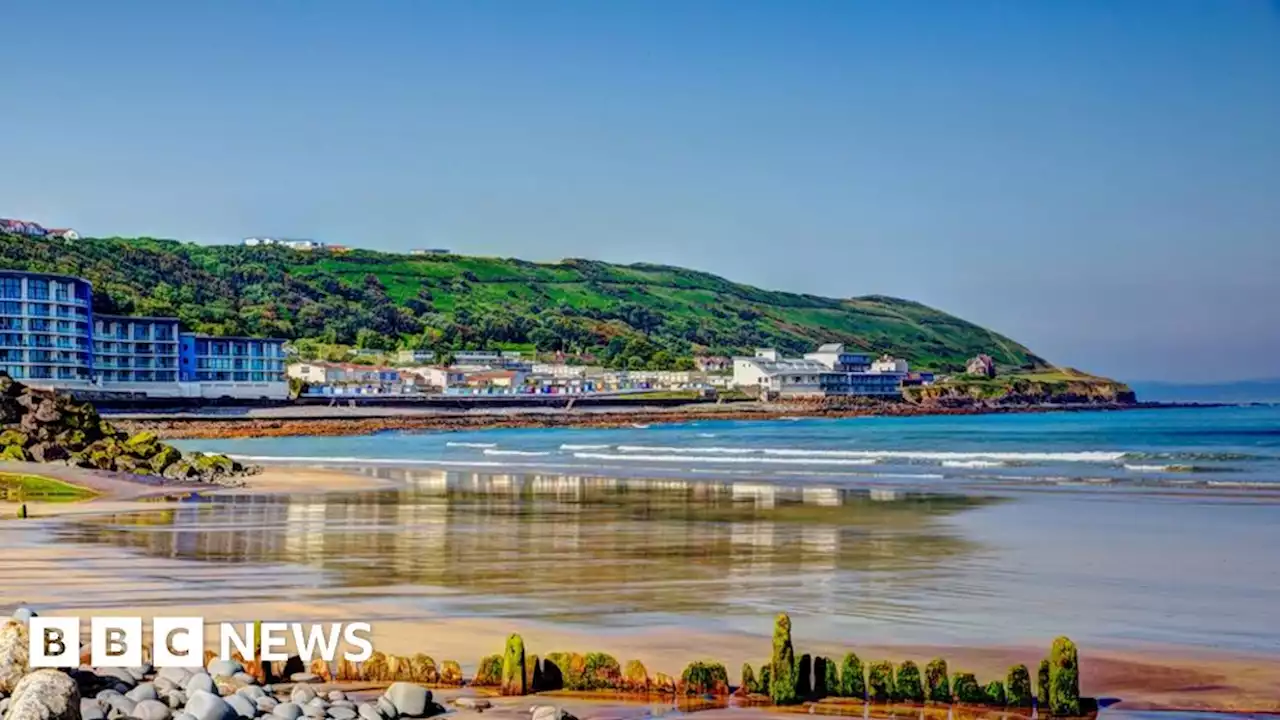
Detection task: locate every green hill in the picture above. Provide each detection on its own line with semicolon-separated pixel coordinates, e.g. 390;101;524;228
0;233;1048;372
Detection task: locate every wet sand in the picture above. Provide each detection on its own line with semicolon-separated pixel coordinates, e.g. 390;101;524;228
3;464;1279;713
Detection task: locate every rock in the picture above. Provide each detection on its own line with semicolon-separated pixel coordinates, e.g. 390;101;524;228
176;714;198;720
356;704;382;720
385;683;430;718
255;697;278;714
329;701;354;711
126;684;159;702
0;619;32;693
326;692;346;703
529;707;577;720
327;708;357;720
166;691;187;710
438;661;462;686
236;686;266;701
184;673;215;695
6;669;81;720
208;660;244;679
136;699;174;720
232;673;258;687
289;685;316;704
0;698;9;716
186;691;239;720
454;698;491;710
158;668;193;685
149;446;182;474
306;697;328;710
374;697;396;720
81;698;107;720
154;677;179;693
302;705;326;720
224;694;257;719
127;666;153;682
290;673;320;684
272;702;303;720
12;607;38;624
96;690;136;714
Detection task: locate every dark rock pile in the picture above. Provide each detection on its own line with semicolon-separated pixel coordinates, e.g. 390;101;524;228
0;373;250;486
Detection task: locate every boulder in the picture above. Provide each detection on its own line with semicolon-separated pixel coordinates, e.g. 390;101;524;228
0;619;32;693
6;669;82;720
385;683;430;718
163;460;195;481
149;446;183;474
530;706;577;720
186;691;239;720
0;429;30;447
2;443;29;461
29;442;69;463
135;699;173;720
272;702;303;720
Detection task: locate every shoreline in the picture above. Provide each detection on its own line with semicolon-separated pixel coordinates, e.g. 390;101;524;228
111;400;1170;440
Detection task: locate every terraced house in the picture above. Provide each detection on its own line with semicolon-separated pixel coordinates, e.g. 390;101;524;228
0;270;287;399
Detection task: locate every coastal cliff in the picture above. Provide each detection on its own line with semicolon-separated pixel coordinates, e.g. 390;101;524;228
902;369;1136;407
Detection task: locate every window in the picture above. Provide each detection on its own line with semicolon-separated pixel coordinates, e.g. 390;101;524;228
28;279;48;299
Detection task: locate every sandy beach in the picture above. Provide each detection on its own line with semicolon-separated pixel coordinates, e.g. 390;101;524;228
4;453;1280;714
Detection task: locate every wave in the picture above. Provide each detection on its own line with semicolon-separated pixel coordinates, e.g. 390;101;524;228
941;460;1005;469
446;442;498;448
1124;463;1227;474
483;449;552;457
228;455;512;467
559;444;610;450
1121;451;1269;462
613;445;1126;463
572;452;878;466
697;433;717;438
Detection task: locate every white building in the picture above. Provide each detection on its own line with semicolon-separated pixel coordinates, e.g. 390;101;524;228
397;349;436;364
733;344;909;398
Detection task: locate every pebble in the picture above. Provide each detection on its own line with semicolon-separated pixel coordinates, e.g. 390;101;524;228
155;676;179;692
81;698;108;720
233;672;259;686
127;683;160;702
96;668;138;688
375;696;397;720
328;707;357;720
330;700;356;710
158;667;194;685
128;665;154;682
290;686;317;704
256;697;279;714
455;698;491;710
356;703;383;720
0;698;7;715
291;672;321;684
167;691;188;711
207;660;244;678
185;691;238;720
273;701;304;720
176;713;198;720
96;690;136;714
237;686;267;701
11;608;37;624
303;705;327;720
185;673;216;695
327;692;347;703
530;706;576;720
385;683;430;718
136;699;175;720
307;697;329;709
224;693;257;719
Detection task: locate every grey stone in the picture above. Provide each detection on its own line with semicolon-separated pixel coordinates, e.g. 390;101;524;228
186;690;239;720
107;705;127;720
292;673;321;684
185;673;216;696
81;698;108;720
302;706;326;720
158;668;193;685
96;690;136;714
0;619;32;693
289;686;316;705
530;706;576;720
127;683;159;702
176;714;198;720
208;660;244;679
454;698;490;710
326;693;346;703
232;673;258;687
167;691;187;710
136;699;175;720
356;703;383;720
329;701;355;710
6;669;81;720
0;697;8;716
156;677;179;693
327;707;357;720
306;697;328;710
272;702;303;720
236;686;267;701
374;697;396;720
225;694;257;719
385;683;430;718
11;607;37;624
96;668;137;688
255;697;279;714
128;665;154;682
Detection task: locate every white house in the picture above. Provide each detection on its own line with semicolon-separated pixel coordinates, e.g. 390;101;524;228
732;350;827;398
733;344;910;398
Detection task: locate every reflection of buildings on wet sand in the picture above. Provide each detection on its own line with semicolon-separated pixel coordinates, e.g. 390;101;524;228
61;470;990;620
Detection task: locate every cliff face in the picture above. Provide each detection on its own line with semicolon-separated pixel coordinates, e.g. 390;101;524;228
902;372;1136;407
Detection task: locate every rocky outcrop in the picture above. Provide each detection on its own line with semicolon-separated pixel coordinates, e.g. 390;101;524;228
902;371;1137;407
0;373;252;486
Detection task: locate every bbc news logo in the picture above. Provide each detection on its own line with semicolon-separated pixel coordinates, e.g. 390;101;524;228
30;617;374;668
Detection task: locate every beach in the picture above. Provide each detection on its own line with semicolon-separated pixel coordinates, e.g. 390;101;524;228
4;406;1280;716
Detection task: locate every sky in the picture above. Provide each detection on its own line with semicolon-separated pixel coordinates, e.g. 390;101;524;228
3;1;1278;383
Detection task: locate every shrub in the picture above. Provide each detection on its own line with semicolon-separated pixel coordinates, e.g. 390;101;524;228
770;613;799;705
985;680;1006;706
867;661;895;703
623;660;650;692
680;661;730;696
952;672;985;704
501;634;526;695
839;653;866;699
1006;664;1033;707
796;654;813;698
741;663;759;694
925;658;950;703
1037;659;1050;708
896;661;924;703
1049;637;1080;716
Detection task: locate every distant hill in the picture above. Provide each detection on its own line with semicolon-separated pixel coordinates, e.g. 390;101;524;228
1129;379;1280;404
0;233;1050;372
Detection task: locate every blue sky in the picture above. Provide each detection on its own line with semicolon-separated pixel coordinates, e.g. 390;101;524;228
3;1;1277;382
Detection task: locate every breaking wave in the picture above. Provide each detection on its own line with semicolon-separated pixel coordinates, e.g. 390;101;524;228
613;445;1126;463
446;442;498;448
573;452;878;466
483;449;552;457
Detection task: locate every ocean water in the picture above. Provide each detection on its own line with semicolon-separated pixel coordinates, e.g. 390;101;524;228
180;405;1280;491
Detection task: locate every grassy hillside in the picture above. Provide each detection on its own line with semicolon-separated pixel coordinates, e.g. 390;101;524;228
0;234;1048;372
903;368;1135;405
